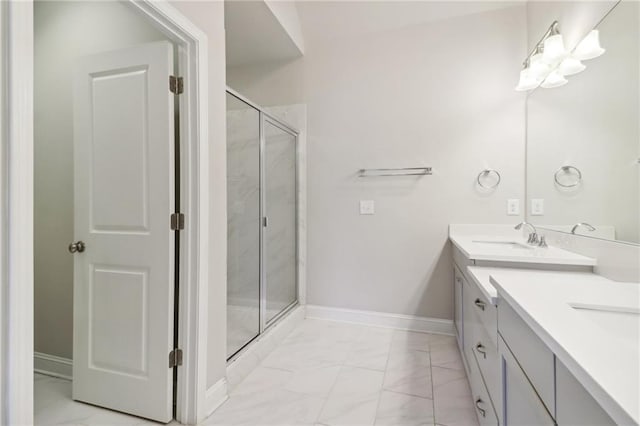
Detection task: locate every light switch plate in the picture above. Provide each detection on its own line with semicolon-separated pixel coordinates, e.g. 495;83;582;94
531;199;544;216
507;199;520;216
360;200;375;215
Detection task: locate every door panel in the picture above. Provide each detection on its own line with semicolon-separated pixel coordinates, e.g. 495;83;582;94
72;41;174;423
90;67;149;232
263;119;297;324
226;93;261;358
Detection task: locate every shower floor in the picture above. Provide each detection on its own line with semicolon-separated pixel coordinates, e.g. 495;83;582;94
227;303;282;358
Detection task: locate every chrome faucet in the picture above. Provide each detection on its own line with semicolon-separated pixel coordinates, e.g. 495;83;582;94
571;222;596;234
514;221;539;245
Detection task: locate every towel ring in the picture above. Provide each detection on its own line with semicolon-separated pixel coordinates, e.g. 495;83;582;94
477;169;501;189
554;165;582;188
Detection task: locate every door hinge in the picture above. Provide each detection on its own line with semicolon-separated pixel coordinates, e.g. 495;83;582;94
171;213;185;230
169;76;184;95
169;348;183;368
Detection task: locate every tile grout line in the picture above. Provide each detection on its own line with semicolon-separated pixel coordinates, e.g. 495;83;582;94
311;323;364;425
428;342;437;426
371;330;398;425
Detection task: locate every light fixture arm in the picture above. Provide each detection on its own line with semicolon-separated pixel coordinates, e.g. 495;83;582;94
522;20;560;66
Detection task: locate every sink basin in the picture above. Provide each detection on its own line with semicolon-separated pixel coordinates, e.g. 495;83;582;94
569;303;640;343
472;240;533;250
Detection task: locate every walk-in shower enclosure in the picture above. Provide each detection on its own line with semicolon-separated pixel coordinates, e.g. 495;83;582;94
226;89;299;359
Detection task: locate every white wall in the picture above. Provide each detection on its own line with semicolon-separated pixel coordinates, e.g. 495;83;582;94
305;6;527;320
170;0;228;390
264;1;305;55
230;5;528;320
527;1;639;243
34;0;167;359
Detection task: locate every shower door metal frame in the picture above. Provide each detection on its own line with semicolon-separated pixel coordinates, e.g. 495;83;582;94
226;87;299;353
259;114;299;333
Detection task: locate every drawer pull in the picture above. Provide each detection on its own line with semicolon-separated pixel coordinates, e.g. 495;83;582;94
475;398;486;417
475;342;487;359
474;298;486;311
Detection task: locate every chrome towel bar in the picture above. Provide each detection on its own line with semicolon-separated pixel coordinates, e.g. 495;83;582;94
358;167;432;177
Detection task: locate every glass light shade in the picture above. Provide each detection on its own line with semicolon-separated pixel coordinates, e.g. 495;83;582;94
574;30;605;60
515;68;540;91
558;56;586;76
541;70;568;88
529;53;551;79
542;34;566;62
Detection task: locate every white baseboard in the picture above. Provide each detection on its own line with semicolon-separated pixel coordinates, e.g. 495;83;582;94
204;377;228;419
305;305;454;336
34;352;73;380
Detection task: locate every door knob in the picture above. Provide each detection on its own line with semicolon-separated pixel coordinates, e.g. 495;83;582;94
68;241;86;253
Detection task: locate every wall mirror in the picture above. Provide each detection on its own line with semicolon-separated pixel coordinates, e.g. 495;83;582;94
526;1;640;245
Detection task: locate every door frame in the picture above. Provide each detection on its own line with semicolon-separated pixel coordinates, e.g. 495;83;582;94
1;1;211;424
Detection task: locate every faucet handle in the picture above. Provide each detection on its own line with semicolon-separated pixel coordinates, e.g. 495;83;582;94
538;235;547;248
527;233;539;245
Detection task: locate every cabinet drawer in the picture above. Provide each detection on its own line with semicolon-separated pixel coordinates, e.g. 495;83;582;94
462;280;478;365
471;312;501;416
499;335;555;426
498;301;555;417
467;348;499;426
465;272;498;347
556;360;616;425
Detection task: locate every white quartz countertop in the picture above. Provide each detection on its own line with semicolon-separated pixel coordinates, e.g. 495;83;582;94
465;266;504;305
449;233;597;266
490;269;640;425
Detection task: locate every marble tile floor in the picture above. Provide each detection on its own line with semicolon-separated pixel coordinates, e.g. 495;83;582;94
34;373;178;426
206;319;480;426
35;319;479;426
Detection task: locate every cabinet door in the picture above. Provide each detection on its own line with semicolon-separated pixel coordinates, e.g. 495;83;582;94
499;336;555;426
556;360;615;425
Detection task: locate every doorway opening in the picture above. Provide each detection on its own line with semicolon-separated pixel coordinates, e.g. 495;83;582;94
34;2;180;423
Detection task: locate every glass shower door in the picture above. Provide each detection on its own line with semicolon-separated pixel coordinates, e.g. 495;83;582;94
263;117;297;325
226;93;261;358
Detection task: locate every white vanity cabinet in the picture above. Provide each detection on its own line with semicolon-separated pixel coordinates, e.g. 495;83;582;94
499;334;555;426
555;361;616;426
497;300;618;426
450;241;615;426
453;265;464;351
452;246;502;425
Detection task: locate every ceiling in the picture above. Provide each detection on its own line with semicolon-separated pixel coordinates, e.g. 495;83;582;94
225;1;303;68
296;1;523;46
225;1;523;67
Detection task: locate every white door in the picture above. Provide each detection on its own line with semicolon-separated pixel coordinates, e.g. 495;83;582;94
72;41;176;423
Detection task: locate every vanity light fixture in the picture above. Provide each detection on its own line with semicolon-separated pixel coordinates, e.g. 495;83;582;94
558;56;586;75
515;21;605;91
516;66;541;91
528;48;552;80
515;20;564;91
573;29;606;60
541;70;568;88
542;23;566;62
516;60;542;92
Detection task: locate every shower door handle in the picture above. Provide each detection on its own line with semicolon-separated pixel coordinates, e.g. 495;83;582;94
263;217;268;227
